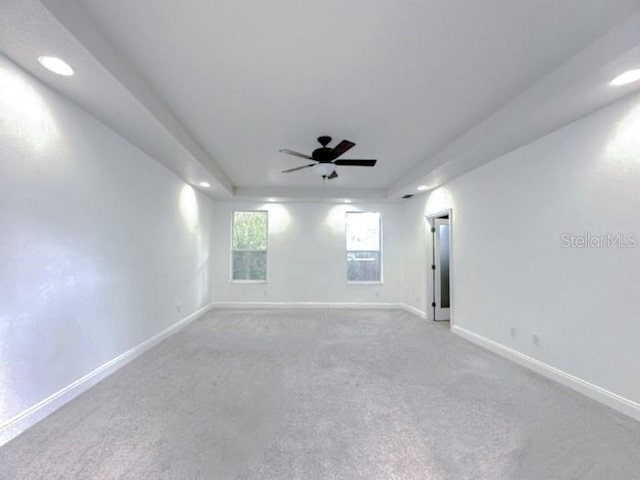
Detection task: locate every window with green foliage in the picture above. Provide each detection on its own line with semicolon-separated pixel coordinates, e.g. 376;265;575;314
232;211;268;281
346;211;382;282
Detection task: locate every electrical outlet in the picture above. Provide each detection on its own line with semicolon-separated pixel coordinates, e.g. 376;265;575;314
532;334;540;346
510;327;516;338
176;303;181;313
375;291;380;297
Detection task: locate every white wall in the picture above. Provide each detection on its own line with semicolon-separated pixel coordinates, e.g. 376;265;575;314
0;55;216;429
210;202;405;304
403;91;640;410
3;40;639;441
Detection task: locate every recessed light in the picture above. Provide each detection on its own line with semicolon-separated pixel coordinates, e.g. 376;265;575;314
198;182;210;188
343;199;352;203
417;185;429;191
610;69;640;86
38;56;74;76
267;198;277;202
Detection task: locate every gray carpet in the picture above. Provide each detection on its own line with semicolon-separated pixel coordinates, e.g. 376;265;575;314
1;309;639;479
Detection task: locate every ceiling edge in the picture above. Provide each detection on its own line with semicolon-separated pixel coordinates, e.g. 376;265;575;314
39;0;234;194
388;9;640;199
234;186;393;202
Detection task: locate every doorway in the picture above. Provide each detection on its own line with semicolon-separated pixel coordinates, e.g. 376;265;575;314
427;211;452;322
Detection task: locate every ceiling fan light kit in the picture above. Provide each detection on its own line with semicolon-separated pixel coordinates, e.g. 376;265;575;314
312;163;335;177
279;136;377;180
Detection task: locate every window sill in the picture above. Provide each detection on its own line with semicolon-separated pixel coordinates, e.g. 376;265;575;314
347;281;384;285
230;280;267;284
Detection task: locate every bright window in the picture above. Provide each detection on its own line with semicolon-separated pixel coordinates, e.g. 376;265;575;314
346;211;382;282
232;211;268;281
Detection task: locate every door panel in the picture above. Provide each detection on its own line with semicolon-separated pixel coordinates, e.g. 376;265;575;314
434;218;450;321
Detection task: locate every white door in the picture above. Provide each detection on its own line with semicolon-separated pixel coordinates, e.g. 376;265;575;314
433;218;450;321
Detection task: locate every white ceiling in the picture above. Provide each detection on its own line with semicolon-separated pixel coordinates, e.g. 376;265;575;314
68;0;640;187
0;0;233;196
2;0;640;200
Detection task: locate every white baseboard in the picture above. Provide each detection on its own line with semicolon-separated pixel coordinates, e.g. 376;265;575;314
210;301;404;310
0;301;215;447
400;304;427;319
210;302;428;320
0;301;428;447
451;325;640;423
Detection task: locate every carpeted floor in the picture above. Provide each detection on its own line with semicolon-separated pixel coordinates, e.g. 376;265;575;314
1;308;639;479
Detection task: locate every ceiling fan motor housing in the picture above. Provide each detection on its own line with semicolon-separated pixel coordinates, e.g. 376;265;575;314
312;147;333;162
313;136;334;161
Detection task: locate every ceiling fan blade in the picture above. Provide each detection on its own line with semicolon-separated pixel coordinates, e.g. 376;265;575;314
327;170;338;179
279;149;313;160
333;159;377;167
282;163;315;173
329;140;355;160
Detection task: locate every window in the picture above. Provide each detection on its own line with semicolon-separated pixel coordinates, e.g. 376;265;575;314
346;211;382;282
232;211;267;281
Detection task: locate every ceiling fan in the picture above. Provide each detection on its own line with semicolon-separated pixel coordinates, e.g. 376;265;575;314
279;136;377;180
